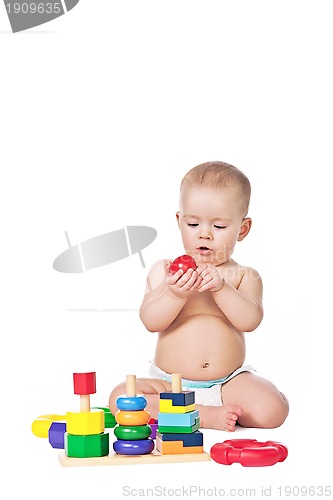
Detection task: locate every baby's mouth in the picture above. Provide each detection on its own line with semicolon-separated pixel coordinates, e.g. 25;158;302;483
197;246;211;253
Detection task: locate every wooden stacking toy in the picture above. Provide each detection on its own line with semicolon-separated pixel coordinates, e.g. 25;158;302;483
64;372;109;458
57;371;210;467
113;375;154;455
156;373;204;454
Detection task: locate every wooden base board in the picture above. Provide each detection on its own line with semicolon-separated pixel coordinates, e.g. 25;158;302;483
58;449;211;467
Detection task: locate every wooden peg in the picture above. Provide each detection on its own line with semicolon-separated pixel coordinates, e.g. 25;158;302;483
171;373;182;393
126;374;136;397
73;372;96;413
80;395;90;412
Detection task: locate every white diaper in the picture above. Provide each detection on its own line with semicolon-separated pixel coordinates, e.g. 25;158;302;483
186;385;224;407
148;360;256;407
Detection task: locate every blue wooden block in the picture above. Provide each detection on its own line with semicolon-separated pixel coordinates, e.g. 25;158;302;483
159;391;195;406
158;417;200;434
158;410;199;427
48;421;66;449
156;430;203;447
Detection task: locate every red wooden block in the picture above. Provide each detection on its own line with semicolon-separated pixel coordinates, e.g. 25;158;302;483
73;372;96;395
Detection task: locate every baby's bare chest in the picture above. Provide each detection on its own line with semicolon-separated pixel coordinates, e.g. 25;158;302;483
180;290;224;318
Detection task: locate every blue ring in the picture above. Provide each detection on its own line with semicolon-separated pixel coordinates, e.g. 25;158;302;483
113;439;154;455
116;395;147;411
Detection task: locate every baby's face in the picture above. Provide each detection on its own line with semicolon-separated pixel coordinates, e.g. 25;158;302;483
177;185;248;266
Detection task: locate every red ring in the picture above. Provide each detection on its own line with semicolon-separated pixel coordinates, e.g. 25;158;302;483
210;439;288;467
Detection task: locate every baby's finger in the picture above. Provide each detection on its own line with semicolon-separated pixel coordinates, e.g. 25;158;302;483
164;260;173;274
177;268;196;287
167;269;184;284
198;276;214;292
196;264;208;276
183;269;200;289
192;273;203;289
176;269;196;291
200;267;212;279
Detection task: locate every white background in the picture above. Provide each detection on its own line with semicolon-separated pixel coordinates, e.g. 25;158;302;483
1;1;332;498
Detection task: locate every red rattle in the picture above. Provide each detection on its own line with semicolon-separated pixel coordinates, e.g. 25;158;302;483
169;254;198;274
210;439;288;467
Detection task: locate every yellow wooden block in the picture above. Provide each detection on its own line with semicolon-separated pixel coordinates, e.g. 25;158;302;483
156;436;204;455
66;409;104;435
159;400;196;414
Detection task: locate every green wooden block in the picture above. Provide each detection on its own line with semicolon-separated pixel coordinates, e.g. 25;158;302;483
65;432;109;458
158;417;200;434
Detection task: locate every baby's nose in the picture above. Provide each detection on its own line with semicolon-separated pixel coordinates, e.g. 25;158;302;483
200;228;212;239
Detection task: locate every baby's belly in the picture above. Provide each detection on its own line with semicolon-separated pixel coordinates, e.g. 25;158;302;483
154;314;245;381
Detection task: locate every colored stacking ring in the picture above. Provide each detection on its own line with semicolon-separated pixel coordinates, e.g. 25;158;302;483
116;396;147;411
210;439;288;467
113;439;154;455
115;410;150;426
114;424;152;441
31;414;67;438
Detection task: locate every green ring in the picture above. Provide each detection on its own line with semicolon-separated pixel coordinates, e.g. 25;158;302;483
114;424;152;440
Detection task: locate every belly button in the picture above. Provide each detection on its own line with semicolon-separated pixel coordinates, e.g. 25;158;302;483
202;362;209;369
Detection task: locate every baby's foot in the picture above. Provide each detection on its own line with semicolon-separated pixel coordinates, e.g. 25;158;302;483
198;404;243;431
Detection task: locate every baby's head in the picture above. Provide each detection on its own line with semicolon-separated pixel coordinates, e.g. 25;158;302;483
180;161;251;218
177;161;252;265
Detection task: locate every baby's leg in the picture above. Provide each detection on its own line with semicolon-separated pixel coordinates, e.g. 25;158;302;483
221;372;289;428
109;377;172;419
109;378;241;431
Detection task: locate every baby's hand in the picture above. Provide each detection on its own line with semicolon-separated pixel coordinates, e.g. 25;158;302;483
165;263;202;299
196;264;224;293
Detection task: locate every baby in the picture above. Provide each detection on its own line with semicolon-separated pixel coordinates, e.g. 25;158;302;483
109;161;289;431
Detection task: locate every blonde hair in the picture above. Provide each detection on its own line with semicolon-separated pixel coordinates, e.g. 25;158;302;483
180;161;251;216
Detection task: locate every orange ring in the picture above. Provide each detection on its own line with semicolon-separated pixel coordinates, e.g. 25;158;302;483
115;410;150;426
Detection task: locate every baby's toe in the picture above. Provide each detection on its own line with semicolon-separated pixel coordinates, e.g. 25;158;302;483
226;412;238;421
225;422;237;432
225;404;243;417
225;417;237;431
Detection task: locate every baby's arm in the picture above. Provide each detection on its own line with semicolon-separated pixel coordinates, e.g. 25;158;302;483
199;265;263;332
139;259;201;332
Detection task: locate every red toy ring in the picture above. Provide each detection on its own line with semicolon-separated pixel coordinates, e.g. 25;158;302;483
210;439;288;467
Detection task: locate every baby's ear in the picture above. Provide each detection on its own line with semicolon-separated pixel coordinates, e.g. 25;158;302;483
238;217;252;241
176;211;180;226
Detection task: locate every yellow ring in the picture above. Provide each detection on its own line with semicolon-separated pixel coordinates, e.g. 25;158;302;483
31;414;66;438
115;409;150;426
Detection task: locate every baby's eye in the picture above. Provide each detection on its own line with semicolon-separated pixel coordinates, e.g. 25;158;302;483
188;223;199;227
214;225;227;229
